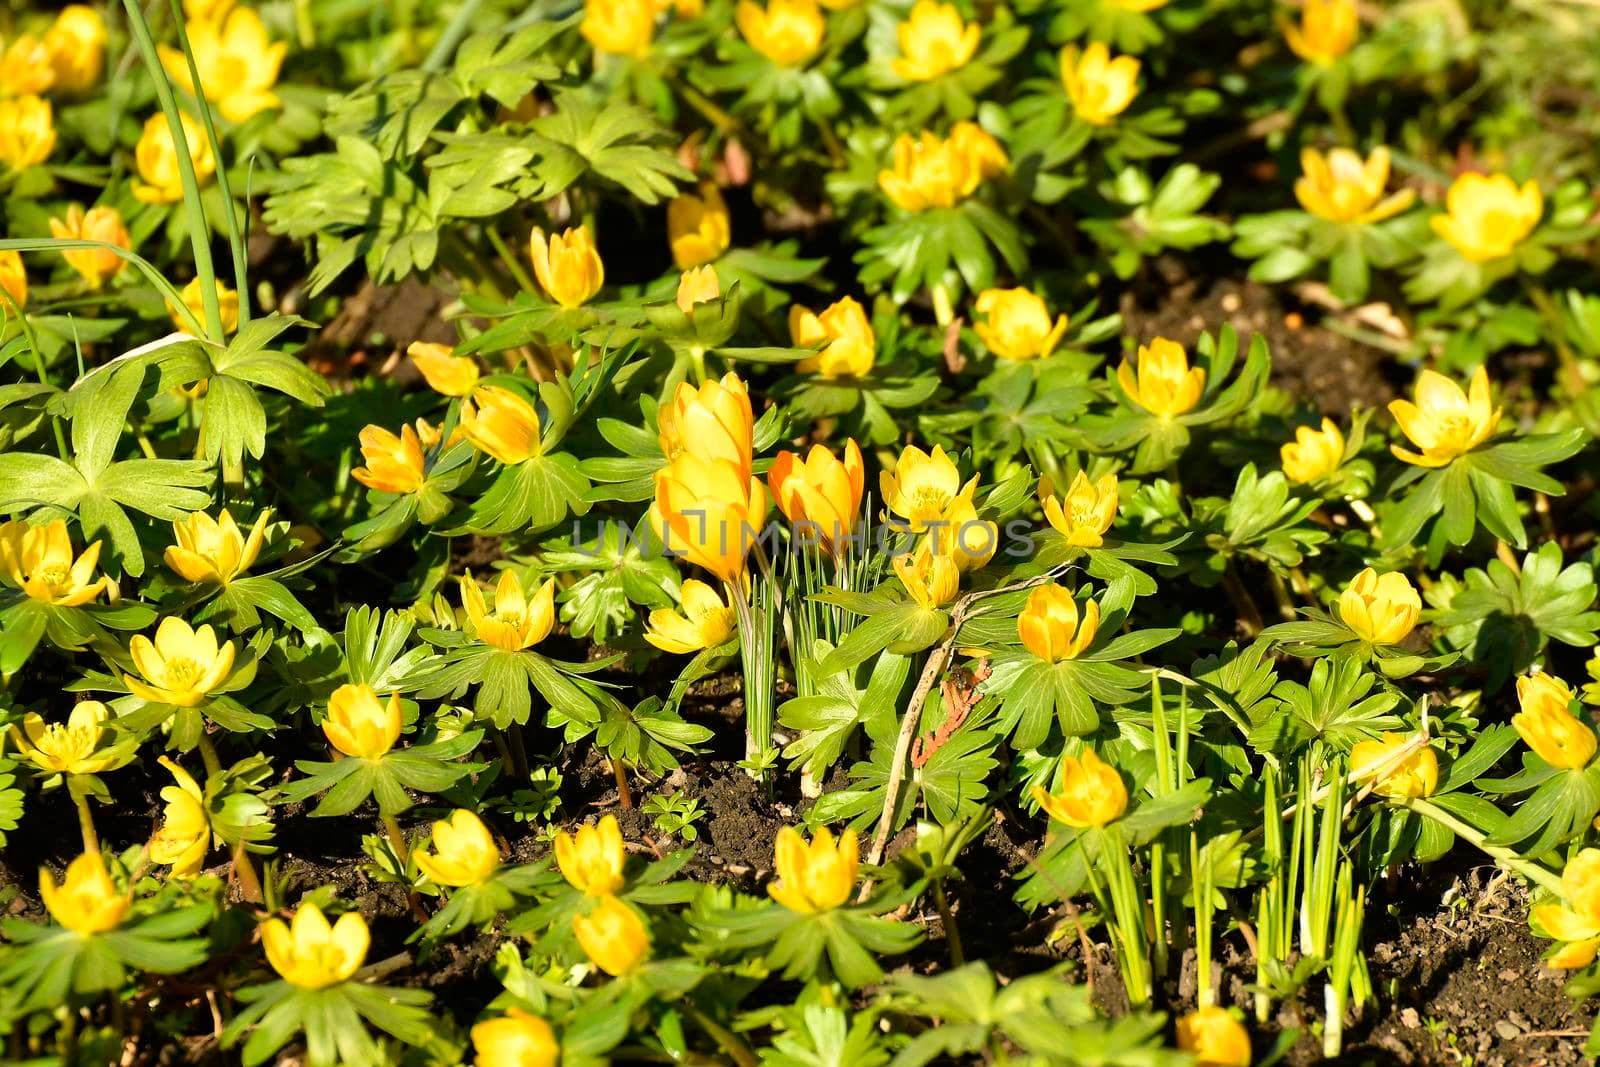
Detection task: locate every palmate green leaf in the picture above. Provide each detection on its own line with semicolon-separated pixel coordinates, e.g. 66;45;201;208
525;91;692;204
445;452;591;536
452;19;573;105
1484;763;1600;855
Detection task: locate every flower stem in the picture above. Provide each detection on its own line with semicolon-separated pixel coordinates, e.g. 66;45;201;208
75;792;99;855
1394;796;1564;896
933;878;964;966
232;840;263;904
381;815;410;865
612;755;634;811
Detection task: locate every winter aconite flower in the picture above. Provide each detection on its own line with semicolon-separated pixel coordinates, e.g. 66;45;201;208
890;1;980;83
471;1009;560;1067
878;122;1007;211
1283;0;1357;66
893;543;959;610
1295;146;1414;225
736;0;826;67
47;205;130;289
530;225;604;309
1387;366;1499;468
1041;471;1119;548
572;894;650;975
1060;42;1140;126
159;6;286;122
657;372;754;472
934;489;996;572
1019;584;1099;663
1280;418;1345;484
262;902;369;989
581;0;656;58
168;277;240;334
165;508;270;587
0;518;110;606
653;453;768;583
150;758;211;877
124;619;236;707
41;851;129;935
0;250;25;314
1336;568;1420;647
323;683;403;759
1430;173;1543;264
459;570;557;652
460;385;543;465
667;183;732;269
880;443;972;533
0;94;55;170
353;423;431;495
554;814;626;895
408;342;480;397
44;5;106;92
1117;337;1204;417
1514;672;1595;771
415;810;501;887
675;265;721;313
0;35;53;96
1535;850;1600;969
132;111;214;204
973;288;1068;361
768;439;866;556
1033;747;1126;829
790;297;876;378
768;825;858;914
1350;734;1439;799
1175;1006;1253;1067
645;579;737;653
13;701;116;776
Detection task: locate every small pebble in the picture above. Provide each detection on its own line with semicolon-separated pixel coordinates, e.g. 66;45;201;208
1493;1020;1519;1040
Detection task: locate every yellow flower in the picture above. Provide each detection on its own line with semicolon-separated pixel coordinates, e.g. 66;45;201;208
890;0;980;83
1350;733;1439;799
1514;672;1596;771
973;288;1068;361
736;0;825;66
1175;1006;1252;1067
13;701;115;776
185;0;238;17
657;371;753;472
1117;337;1204;417
0;249;25;314
165;508;270;587
167;277;240;334
460;385;543;465
768;439;865;556
1060;42;1140;126
1387;366;1499;468
261;902;369;989
416;809;501;887
877;122;1007;212
0;94;55;170
353;423;430;495
1295;146;1415;225
0;518;109;606
1018;584;1099;662
653;453;769;583
892;542;960;610
572;894;650;975
880;443;971;533
408;342;480;397
581;0;657;58
1280;418;1344;484
1430;172;1543;264
45;6;106;92
133;112;215;204
529;225;605;310
933;488;996;572
555;813;627;895
471;1008;560;1067
1032;747;1126;828
0;35;54;97
47;205;130;290
1534;849;1600;969
459;570;557;652
1335;568;1420;646
40;852;128;935
676;264;721;313
1042;471;1118;548
790;297;877;378
124;618;237;708
150;757;211;877
667;183;732;269
1283;0;1357;66
322;685;405;761
646;579;737;654
768;825;858;914
159;6;285;123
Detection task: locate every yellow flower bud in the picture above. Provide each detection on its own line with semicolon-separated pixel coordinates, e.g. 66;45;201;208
13;701;115;776
40;851;129;935
1041;471;1118;548
1060;42;1140;126
1018;583;1099;662
1175;1006;1252;1067
167;276;240;334
416;809;501;887
890;0;980;83
736;0;825;66
158;7;285;123
1514;672;1596;771
675;264;721;313
353;422;431;495
1116;337;1204;417
150;757;211;877
1295;146;1414;225
555;813;627;895
1349;733;1439;799
658;371;753;470
460;385;543;465
892;542;960;610
1335;568;1420;646
459;570;557;652
581;0;657;58
572;894;650;975
1430;172;1543;264
1283;0;1357;66
768;825;858;914
408;342;480;397
667;183;732;269
133;111;215;204
0;34;54;96
768;439;865;556
1533;849;1600;970
790;296;876;378
1280;418;1345;484
1032;746;1126;828
653;452;769;583
0;94;56;170
645;579;736;654
45;6;106;92
879;443;970;533
471;1008;560;1067
165;508;270;587
529;225;604;309
124;618;237;708
323;683;403;759
0;518;109;606
877;122;1007;212
0;249;25;315
261;902;369;989
973;288;1068;361
1387;366;1499;468
47;205;131;290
